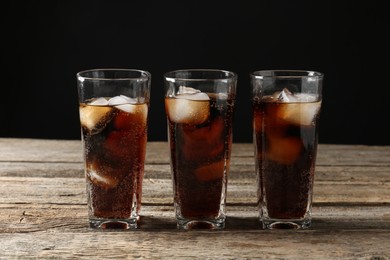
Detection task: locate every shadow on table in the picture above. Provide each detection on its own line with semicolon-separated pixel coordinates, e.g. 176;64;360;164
133;216;390;231
136;216;261;231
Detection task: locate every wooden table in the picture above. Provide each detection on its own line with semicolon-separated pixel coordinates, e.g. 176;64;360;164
0;138;389;259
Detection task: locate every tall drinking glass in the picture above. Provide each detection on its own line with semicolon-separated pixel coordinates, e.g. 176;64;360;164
251;70;323;229
77;69;151;229
164;69;237;229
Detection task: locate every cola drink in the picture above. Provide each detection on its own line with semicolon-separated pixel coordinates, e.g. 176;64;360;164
79;96;148;227
253;88;321;226
164;69;237;229
165;90;235;228
77;69;151;229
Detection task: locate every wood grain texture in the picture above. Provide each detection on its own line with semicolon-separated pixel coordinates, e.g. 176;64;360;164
0;138;389;259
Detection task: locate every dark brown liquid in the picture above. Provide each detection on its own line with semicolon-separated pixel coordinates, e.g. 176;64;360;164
253;97;320;219
166;95;234;219
81;101;147;219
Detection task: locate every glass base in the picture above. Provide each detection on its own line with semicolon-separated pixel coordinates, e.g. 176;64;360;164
261;218;311;230
177;218;225;230
89;218;137;229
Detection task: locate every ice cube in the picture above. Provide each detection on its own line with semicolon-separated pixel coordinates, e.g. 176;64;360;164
79;104;113;133
295;93;318;102
181;117;225;161
90;97;109;106
86;163;119;189
108;95;137;106
113;103;148;129
115;104;136;113
194;160;225;181
108;95;147;121
165;93;210;124
267;135;303;164
177;86;201;95
177;92;210;101
273;88;298;102
277;100;321;126
208;92;228;100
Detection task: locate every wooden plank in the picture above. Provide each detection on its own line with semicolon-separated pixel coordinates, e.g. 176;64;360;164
0;229;389;259
1;204;389;233
0;162;84;178
1;203;389;258
0;138;83;162
1;139;389;259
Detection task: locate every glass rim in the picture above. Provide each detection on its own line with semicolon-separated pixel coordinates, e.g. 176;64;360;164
164;68;237;82
250;70;324;79
77;68;151;81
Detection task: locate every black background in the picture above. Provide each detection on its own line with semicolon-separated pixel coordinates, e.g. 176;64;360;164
1;1;389;145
